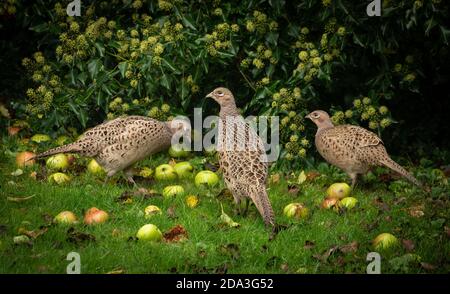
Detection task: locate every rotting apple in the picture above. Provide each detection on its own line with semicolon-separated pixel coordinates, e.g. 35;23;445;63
84;207;109;225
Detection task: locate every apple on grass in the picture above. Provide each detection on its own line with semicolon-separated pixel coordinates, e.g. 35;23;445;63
144;205;162;217
46;154;70;171
173;162;194;178
195;170;219;187
31;134;51;143
87;159;105;175
136;224;162;242
162;185;185;198
283;203;309;220
54;211;78;224
321;197;341;210
168;144;190;158
16;151;36;167
84;207;109;225
155;164;177;181
373;233;399;251
48;172;71;185
340;197;358;209
326;183;351;199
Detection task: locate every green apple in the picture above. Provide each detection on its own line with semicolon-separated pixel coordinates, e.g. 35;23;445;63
168;144;190;158
31;134;51;143
283;203;309;219
144;205;162;217
173;161;194;178
326;182;351;199
340;197;358;209
48;172;71;184
373;233;399;251
84;207;109;225
136;224;162;242
46;154;70;171
87;159;105;175
139;167;153;178
195;170;219;187
154;164;177;181
56;135;70;146
54;211;78;224
162;185;185;198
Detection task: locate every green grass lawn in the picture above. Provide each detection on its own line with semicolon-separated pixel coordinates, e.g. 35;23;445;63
0;141;449;274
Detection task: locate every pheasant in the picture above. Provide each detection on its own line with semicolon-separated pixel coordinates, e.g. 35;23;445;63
206;87;275;227
30;116;189;184
305;110;421;188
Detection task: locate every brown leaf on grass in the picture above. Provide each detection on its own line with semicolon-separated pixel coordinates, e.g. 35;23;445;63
287;184;300;196
339;241;359;254
420;262;437;271
402;239;415;252
214;263;228;274
280;263;289;272
163;225;188;243
42;213;54;224
408;206;425;218
373;197;390;211
314;246;339;262
18;226;48;239
167;206;177;219
393;197;407;205
218;243;240;260
303;240;315;250
66;228;95;244
306;171;321;181
270;173;281;184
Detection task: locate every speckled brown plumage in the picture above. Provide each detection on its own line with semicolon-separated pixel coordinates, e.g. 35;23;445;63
32;116;186;183
206;87;275;227
306;110;421;187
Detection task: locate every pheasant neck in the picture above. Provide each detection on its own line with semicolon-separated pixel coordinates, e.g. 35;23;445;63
219;101;240;118
315;121;334;136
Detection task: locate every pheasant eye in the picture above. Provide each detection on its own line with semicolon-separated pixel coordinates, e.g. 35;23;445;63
217;91;224;96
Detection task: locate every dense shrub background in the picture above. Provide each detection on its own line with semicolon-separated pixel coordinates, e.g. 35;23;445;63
1;0;449;166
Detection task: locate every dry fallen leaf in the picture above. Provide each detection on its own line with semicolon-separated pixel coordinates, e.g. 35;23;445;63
339;241;359;254
18;226;48;239
163;224;188;243
303;240;315;250
167;206;177;219
409;206;425;218
106;269;125;274
270;173;281;184
7;195;36;203
402;239;415;252
420;262;437;271
306;171;321;181
287;184;300;196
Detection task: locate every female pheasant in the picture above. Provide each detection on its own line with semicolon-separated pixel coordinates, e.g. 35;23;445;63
31;116;189;184
206;87;275;227
306;110;421;188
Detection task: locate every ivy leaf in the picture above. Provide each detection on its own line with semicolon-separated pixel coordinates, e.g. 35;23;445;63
162;58;181;74
118;62;128;78
88;59;102;79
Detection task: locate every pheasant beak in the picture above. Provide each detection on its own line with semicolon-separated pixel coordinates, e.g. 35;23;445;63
305;114;311;119
205;91;214;99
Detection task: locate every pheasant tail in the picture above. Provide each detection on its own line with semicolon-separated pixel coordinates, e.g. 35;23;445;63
380;157;421;187
30;142;82;160
250;187;275;227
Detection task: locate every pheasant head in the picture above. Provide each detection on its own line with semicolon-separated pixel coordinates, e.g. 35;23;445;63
206;87;239;116
305;110;334;131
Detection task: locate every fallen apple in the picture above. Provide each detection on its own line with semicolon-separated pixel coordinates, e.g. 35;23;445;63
154;164;177;181
144;205;162;217
31;134;51;143
48;172;71;185
373;233;399;251
46;154;70;171
8;126;21;136
283;203;309;220
186;195;199;208
162;185;185;198
84;207;109;225
173;161;194;178
340;197;358;209
16;151;36;167
87;159;105;175
168;144;190;158
326;182;351;199
139;167;153;178
136;224;162;242
195;170;219;187
321;197;340;210
54;211;78;224
56;135;70;146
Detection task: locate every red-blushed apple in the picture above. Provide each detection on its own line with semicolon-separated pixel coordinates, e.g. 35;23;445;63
16;151;36;167
84;207;109;225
